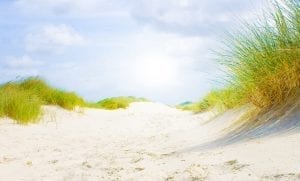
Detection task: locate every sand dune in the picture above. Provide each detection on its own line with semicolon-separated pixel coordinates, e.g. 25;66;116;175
0;102;300;180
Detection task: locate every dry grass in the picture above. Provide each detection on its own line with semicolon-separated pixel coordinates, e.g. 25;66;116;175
187;0;300;115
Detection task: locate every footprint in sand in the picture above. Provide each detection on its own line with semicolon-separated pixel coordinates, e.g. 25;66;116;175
165;164;208;181
48;160;58;164
1;156;17;164
224;159;250;172
82;161;92;168
131;157;143;163
135;167;145;171
262;173;299;181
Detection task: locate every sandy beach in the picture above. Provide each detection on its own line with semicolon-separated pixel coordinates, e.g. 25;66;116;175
0;102;300;181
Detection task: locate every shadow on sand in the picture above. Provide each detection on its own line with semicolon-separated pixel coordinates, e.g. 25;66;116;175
184;100;300;152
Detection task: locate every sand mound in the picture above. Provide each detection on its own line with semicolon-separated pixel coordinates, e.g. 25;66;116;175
0;102;300;180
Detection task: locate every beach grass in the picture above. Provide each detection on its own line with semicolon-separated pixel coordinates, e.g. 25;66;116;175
0;84;41;123
186;0;300;113
178;86;245;112
0;77;85;124
90;96;147;110
19;78;85;109
0;77;148;123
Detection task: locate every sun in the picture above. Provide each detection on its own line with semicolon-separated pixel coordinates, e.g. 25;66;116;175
132;57;177;88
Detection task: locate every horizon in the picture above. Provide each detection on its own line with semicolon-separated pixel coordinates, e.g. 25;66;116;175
0;0;266;104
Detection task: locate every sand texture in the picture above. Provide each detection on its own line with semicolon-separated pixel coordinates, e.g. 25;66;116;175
0;102;300;180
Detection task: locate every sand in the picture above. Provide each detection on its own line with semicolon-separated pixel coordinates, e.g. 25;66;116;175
0;102;300;180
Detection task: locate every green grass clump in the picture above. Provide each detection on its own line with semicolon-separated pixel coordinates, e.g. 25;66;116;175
18;78;85;110
50;90;85;110
90;96;147;110
194;0;300;113
0;77;85;123
178;86;245;113
177;102;201;112
0;84;41;123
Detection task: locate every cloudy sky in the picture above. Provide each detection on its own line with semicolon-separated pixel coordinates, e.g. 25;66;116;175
0;0;266;104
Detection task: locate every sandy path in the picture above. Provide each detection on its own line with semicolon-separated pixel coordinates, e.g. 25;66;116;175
0;102;300;180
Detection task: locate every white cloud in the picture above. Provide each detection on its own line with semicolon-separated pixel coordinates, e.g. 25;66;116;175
6;0;268;103
15;0;266;36
25;24;84;52
14;0;128;17
40;27;218;103
130;0;266;36
105;28;217;93
0;55;41;81
5;55;42;68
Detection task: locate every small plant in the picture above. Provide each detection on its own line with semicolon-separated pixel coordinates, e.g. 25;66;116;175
50;90;85;110
18;77;85;109
90;96;147;110
0;77;86;123
0;83;41;123
179;86;245;113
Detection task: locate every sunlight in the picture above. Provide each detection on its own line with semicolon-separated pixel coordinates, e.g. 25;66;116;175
132;57;177;88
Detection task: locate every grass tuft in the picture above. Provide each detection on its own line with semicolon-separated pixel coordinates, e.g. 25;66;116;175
188;0;300;114
90;96;147;110
178;86;245;113
18;78;85;109
0;84;41;123
0;77;85;124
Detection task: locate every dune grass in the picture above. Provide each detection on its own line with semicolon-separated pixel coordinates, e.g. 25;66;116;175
90;96;147;110
0;77;147;123
185;0;300;113
178;86;245;113
221;0;300;110
176;102;200;112
0;84;41;123
0;77;85;124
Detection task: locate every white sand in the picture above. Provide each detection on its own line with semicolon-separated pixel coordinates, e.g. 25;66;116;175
0;102;300;180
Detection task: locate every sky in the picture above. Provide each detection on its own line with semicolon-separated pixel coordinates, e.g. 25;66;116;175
0;0;266;104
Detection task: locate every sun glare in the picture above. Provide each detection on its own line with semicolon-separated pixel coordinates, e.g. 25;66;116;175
132;58;177;88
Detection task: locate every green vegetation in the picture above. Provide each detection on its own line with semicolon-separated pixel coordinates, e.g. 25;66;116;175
184;0;300;113
0;84;41;123
176;101;196;111
0;77;148;123
177;102;199;112
179;86;245;112
90;96;147;110
0;77;85;124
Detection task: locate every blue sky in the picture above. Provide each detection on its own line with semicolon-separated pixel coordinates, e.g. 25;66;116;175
0;0;266;104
